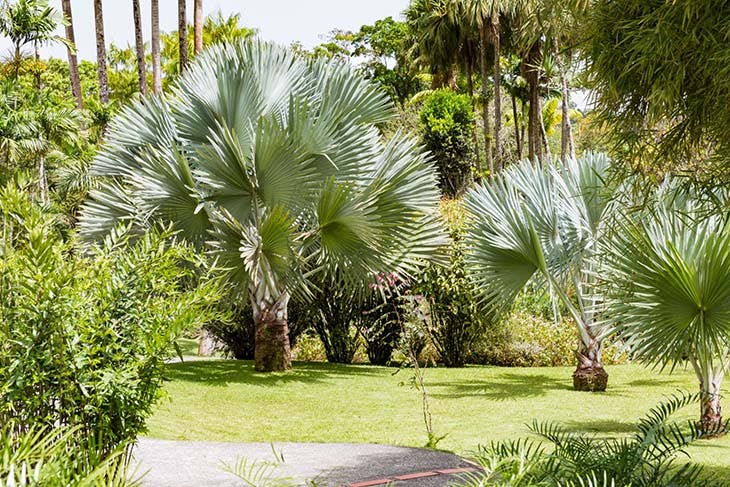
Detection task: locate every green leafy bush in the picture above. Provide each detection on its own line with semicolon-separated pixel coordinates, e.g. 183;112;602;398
419;89;474;196
0;190;221;470
459;393;727;487
414;199;487;367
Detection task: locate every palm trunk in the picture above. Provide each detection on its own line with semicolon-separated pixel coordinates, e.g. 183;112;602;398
479;23;493;174
33;44;42;92
178;0;188;74
93;0;109;105
540;106;552;162
465;58;481;172
38;154;47;204
132;0;147;95
555;44;574;161
490;18;502;173
151;0;162;94
573;336;608;392
251;278;292;372
61;0;83;110
194;0;203;55
525;42;542;164
512;92;522;160
691;359;725;435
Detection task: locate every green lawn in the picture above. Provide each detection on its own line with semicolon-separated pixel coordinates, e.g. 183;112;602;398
148;360;730;480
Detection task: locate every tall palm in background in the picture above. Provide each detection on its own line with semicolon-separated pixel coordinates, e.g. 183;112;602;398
60;0;82;109
78;41;447;372
605;188;730;433
465;153;618;391
194;0;203;55
93;0;109;104
151;0;161;94
177;0;188;73
132;0;146;95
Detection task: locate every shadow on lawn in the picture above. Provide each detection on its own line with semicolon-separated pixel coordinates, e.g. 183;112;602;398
164;360;387;387
559;418;637;435
430;372;571;400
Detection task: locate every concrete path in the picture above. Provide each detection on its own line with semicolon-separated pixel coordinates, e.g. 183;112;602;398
133;438;479;487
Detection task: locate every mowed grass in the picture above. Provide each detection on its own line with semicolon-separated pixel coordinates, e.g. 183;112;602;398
147;361;730;480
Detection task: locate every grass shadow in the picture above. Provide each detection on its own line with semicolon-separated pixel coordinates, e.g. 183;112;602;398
164;360;388;387
560;418;637;435
430;372;572;400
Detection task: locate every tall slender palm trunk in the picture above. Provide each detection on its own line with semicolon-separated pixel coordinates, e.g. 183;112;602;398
479;23;493;174
464;57;481;172
555;47;575;161
511;93;522;159
525;42;542;164
132;0;147;95
490;17;502;173
178;0;188;74
93;0;109;105
151;0;162;94
194;0;203;55
61;0;83;109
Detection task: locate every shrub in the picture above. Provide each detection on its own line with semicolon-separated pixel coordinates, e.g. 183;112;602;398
414;199;487;367
459;393;727;487
0;197;221;465
419;89;474;196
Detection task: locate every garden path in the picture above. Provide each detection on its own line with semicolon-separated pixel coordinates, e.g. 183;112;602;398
133;437;478;486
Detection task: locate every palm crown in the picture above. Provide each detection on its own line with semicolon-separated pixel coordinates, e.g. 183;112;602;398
79;41;446;371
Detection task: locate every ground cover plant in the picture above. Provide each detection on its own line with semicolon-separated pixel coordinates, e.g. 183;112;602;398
145;360;730;481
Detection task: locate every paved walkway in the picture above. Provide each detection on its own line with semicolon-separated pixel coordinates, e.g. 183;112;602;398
133;438;479;487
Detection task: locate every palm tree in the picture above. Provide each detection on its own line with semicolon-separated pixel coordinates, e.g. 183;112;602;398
93;0;109;104
151;0;161;94
465;153;618;391
132;0;146;95
60;0;82;109
0;0;67;84
194;0;203;55
605;188;730;433
178;0;188;73
78;41;447;372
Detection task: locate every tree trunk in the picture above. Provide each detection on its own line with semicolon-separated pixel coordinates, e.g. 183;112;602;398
464;58;481;172
696;368;725;435
178;0;188;74
38;154;47;204
151;0;162;94
490;17;502;173
573;338;608;392
93;0;109;105
194;0;203;55
61;0;83;110
512;92;522;160
132;0;147;95
33;44;42;92
251;285;292;372
540;106;552;162
555;43;574;161
479;23;493;174
525;42;542;164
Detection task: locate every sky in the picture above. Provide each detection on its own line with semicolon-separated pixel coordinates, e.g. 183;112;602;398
1;0;412;61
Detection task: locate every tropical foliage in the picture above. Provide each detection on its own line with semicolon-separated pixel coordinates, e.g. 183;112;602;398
464;153;619;391
78;40;446;372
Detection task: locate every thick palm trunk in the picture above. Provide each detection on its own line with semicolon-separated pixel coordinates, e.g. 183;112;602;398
61;0;83;110
151;0;162;94
464;58;481;172
178;0;188;74
525;42;542;164
251;282;291;372
692;362;725;435
132;0;147;95
194;0;203;55
490;18;502;173
93;0;109;105
479;23;493;174
573;337;608;392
